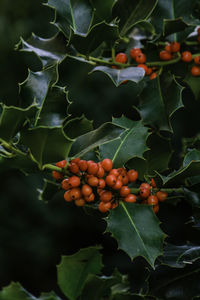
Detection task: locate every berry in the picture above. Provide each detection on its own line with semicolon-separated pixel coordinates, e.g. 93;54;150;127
69;162;79;174
122;174;129;185
111;202;118;209
61;178;70;190
156;191;168;202
70;187;82;200
140;188;150;199
153;204;159;214
101;159;113;172
98;201;111;213
115;52;128;64
84;193;95;202
71;157;80;164
140;183;151;190
68;176;81;188
100;191;113;202
98;179;106;189
112;179;123;190
164;44;171;52
120;186;131;197
88;176;99;187
147;195;159;206
109;169;119;177
159;50;172;61
87;162;99;175
170;42;180;53
146;67;153;76
151;178;157;188
78;160;88;171
81;184;93;196
56;160;67;168
52;171;63;180
124;194;137;203
127;169;138;182
149;72;157;80
137;64;148;74
191;65;200;76
75;198;85;207
194;56;200;65
135;53;146;64
64;190;72;202
181;51;193;62
105;174;117;186
130;48;142;59
96;166;105;178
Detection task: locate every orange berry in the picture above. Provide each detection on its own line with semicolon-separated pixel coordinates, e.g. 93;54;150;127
68;162;79;174
109;168;119;177
140;183;151;190
181;51;193;62
105;174;117;187
164;44;171;52
100;191;113;203
81;184;93;196
159;50;172;61
84;193;95;202
111;202;118;209
78;160;88;171
52;171;63;180
124;194;137;203
194;56;200;65
135;53;146;64
147;195;159;206
170;41;180;53
68;176;81;187
56;160;67;168
112;179;123;190
130;48;142;59
75;198;85;207
96;166;105;178
149;72;157;80
98;179;106;189
98;201;111;213
112;65;118;69
120;186;131;197
71;157;80;164
156;191;168;202
191;65;200;76
122;174;129;185
115;52;128;64
87;162;99;175
137;64;148;74
64;190;72;202
101;159;113;172
61;178;71;190
88;176;99;187
153;204;159;214
146;67;153;76
70;187;82;200
151;178;157;188
140;188;150;199
127;169;138;182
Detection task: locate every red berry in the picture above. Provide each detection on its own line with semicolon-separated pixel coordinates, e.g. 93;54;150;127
61;178;70;190
98;201;111;213
100;191;113;203
137;64;148;74
75;198;85;207
130;48;142;59
87;162;99;175
164;44;171;52
127;170;138;182
88;176;99;187
78;160;88;171
191;65;200;76
156;191;168;202
84;193;95;202
115;52;128;64
81;184;93;196
149;72;157;80
140;188;150;199
70;187;82;200
124;194;137;203
96;166;105;178
146;67;153;76
120;186;131;197
159;50;172;61
170;42;180;53
98;179;106;189
153;204;159;214
52;171;63;180
140;183;151;190
194;56;200;65
68;176;81;188
112;179;123;190
151;178;157;188
68;162;79;174
56;160;67;168
64;190;72;202
181;51;193;62
147;195;159;206
101;159;113;172
135;53;146;64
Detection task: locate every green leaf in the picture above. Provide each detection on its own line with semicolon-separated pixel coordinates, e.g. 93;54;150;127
91;0;117;20
57;246;103;300
39;292;62;300
69;122;124;158
19;65;58;108
0;154;39;175
70;22;119;54
184;72;200;100
113;0;158;36
38;179;60;202
81;273;120;300
106;202;165;267
0;104;37;142
91;66;145;87
137;73;184;132
164;18;189;37
162;243;200;268
63;115;93;139
100;117;150;168
20;126;73;168
17;32;67;68
0;282;33;300
36;86;69;127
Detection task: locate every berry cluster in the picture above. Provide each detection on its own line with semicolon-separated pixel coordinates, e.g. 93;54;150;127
52;158;168;214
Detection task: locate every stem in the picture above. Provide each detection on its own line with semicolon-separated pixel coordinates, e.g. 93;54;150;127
0;139;26;157
130;187;184;194
111;47;115;61
185;41;199;46
146;53;181;67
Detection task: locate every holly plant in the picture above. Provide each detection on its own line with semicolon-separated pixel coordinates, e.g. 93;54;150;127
1;0;200;299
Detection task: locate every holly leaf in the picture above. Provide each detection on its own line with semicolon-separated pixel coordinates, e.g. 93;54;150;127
90;66;145;87
162;243;200;268
0;104;38;142
137;73;184;132
106;202;165;268
20;127;73;168
39;292;62;300
19;64;58;108
63;115;93;139
47;0;94;38
184;72;200;100
16;32;67;68
38;179;60;202
91;0;117;21
100;117;150;168
69;122;124;158
164;17;189;37
0;282;33;300
57;247;103;300
113;0;158;36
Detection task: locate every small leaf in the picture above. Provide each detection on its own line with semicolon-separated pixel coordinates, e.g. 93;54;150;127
100;117;150;168
0;104;38;142
90;66;145;87
184;72;200;100
17;32;67;68
69;122;124;158
164;17;189;36
91;0;117;20
0;282;34;300
63;116;93;139
39;292;62;300
57;246;103;300
20;126;73;168
106;202;165;267
47;0;94;38
113;0;158;36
